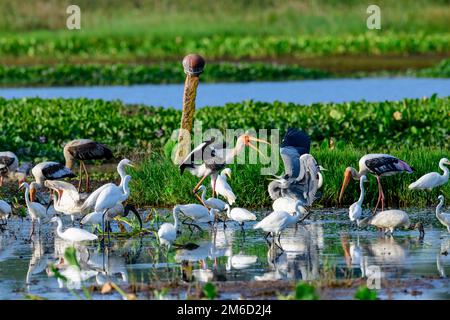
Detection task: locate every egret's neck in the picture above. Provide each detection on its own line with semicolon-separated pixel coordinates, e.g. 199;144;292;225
24;187;31;208
117;163;127;182
55;219;63;236
172;209;180;230
200;187;207;203
122;180;131;200
294;203;304;221
439;162;449;178
436;198;444;217
357;179;366;205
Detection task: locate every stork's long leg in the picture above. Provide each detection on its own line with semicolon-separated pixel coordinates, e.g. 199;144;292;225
192;174;208;207
212;176;217;197
77;162;83;193
373;176;384;214
81;161;90;193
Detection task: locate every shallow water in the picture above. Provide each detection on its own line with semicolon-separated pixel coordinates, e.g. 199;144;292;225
0;209;449;300
0;78;449;108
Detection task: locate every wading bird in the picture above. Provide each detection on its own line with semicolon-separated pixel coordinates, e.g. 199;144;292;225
268;129;321;208
173;204;219;227
409;158;449;190
64;139;113;192
436;195;450;232
0;200;12;229
179;134;269;205
212;168;236;204
339;154;413;213
94;175;132;242
80;203;142;232
198;185;228;211
20;182;52;239
158;207;181;248
50;216;97;242
10;162;33;186
225;207;256;231
80;159;133;213
32;162;76;188
45;180;83;224
349;175;368;223
253;200;304;250
0;151;18;186
357;209;424;236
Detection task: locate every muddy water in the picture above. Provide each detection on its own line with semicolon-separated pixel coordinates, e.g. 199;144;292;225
0;209;449;300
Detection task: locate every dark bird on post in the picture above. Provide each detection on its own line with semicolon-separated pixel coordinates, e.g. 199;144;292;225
63;139;113;193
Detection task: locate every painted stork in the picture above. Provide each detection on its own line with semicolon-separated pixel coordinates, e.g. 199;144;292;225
339;154;413;213
349;175;368;223
50;216;97;242
436;195;450;232
158;207;181;248
44;180;83;225
268;129;321;208
80;159;133;213
357;209;424;236
253;200;304;250
0;151;18;186
213;168;236;205
179;134;269;206
63;139;113;192
409;158;449;190
32;161;76;188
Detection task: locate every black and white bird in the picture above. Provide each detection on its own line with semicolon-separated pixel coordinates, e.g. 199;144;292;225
179;134;269;205
268;129;321;209
63;139;113;192
32;161;76;188
0;151;19;186
339;154;413;213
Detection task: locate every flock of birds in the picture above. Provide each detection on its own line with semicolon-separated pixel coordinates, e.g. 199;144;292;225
0;129;449;253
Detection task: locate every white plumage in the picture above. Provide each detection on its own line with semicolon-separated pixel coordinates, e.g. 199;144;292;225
0;200;12;221
45;180;83;223
199;185;228;210
80;203;125;226
174;204;217;224
349;175;367;222
226;207;256;225
436;195;450;232
409;158;449;190
31;161;75;186
158;207;180;247
272;197;308;214
226;254;258;270
358;210;410;234
50;216;97;242
213;168;236;205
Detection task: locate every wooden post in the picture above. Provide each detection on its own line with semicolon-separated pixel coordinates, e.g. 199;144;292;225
175;54;205;164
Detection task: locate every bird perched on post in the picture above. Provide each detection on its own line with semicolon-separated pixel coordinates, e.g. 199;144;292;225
63;139;113;192
179;134;269;206
0;151;18;187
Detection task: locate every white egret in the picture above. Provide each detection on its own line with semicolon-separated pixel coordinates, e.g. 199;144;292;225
348;175;367;223
174;204;219;229
50;216;97;242
436;195;450;232
225;207;256;230
213;168;236;205
198;185;228;211
253;200;304;249
158;207;181;248
409;158;449;190
272;197;308;214
20;182;52;239
0;200;12;228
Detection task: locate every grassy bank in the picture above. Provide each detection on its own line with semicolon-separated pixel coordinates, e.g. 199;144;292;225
0;96;448;162
129;148;449;208
1;33;448;65
1;59;450;87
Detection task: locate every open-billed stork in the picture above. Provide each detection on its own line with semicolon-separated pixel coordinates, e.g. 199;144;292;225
64;139;113;192
339;154;413;213
268;129;321;213
436;195;450;232
32;161;76;188
357;209;424;236
0;151;18;186
179;134;269;206
409;158;449;190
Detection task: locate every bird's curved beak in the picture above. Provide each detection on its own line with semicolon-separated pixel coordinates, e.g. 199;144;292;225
226;171;232;179
46;199;54;215
246;136;271;159
124;204;142;230
319;166;328;171
339;169;352;204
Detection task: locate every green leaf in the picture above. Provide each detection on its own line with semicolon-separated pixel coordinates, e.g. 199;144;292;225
64;246;80;269
294;282;319;300
354;286;377;300
203;282;217;300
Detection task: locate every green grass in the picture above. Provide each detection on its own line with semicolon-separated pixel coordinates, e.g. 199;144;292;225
0;96;448;163
0;1;449;64
129;148;449;208
0;59;449;87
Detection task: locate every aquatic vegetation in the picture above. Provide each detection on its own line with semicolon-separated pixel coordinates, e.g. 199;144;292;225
203;282;217;300
354;286;378;300
0;96;448;163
